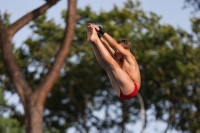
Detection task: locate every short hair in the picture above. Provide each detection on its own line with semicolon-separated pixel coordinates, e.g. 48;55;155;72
117;39;132;52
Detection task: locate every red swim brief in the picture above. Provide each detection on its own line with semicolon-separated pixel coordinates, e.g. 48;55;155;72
119;82;138;100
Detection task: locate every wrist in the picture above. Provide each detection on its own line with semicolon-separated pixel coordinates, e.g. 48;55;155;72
98;26;105;35
97;32;101;38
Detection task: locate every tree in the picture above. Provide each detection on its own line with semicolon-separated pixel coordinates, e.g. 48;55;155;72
25;0;200;132
0;89;24;133
0;0;78;133
184;0;200;11
1;0;200;133
42;1;200;132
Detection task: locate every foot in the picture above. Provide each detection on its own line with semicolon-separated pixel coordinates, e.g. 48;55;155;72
87;24;99;43
90;24;100;32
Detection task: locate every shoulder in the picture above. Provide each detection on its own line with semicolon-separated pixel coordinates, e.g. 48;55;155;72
125;53;138;64
124;51;134;59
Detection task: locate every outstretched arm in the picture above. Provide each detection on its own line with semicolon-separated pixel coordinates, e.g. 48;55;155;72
99;36;115;58
103;32;130;57
90;24;115;57
92;24;130;57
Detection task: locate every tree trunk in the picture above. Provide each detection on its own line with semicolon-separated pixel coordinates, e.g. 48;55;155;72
0;0;78;133
24;95;44;133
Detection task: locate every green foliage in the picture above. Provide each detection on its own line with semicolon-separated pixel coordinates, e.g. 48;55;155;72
0;12;11;28
0;89;7;112
0;12;12;91
0;89;24;133
50;2;200;132
184;0;200;11
1;0;200;132
0;116;24;133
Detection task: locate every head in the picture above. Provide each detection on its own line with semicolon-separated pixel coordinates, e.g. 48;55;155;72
117;39;132;51
115;39;132;59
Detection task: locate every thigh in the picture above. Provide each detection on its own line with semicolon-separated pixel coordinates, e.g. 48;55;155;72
91;42;135;96
106;66;135;96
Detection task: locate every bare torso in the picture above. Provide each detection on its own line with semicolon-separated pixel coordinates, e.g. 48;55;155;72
116;54;141;88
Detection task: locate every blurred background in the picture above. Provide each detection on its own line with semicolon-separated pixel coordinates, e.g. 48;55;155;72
0;0;200;133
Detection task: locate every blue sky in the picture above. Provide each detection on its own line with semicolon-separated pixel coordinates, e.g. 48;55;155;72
0;0;198;132
1;0;196;48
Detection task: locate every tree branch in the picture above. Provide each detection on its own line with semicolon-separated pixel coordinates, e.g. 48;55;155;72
163;108;176;133
0;14;3;30
136;93;146;133
7;0;60;36
37;0;78;104
0;29;32;105
0;0;60;106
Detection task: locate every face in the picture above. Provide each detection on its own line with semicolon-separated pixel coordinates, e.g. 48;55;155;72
115;49;123;59
115;45;131;59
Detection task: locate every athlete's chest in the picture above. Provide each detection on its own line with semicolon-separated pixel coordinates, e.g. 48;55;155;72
119;60;131;71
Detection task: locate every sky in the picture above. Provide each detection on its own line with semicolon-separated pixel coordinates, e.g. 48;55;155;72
0;0;198;133
0;0;197;48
